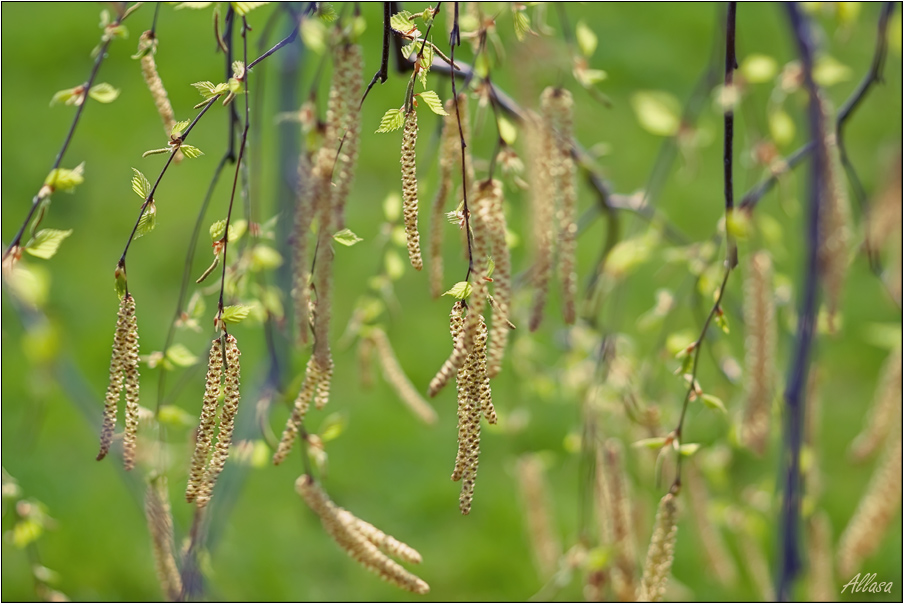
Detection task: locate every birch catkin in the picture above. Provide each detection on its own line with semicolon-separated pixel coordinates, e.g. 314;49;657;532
401;109;423;270
807;511;835;602
428;301;468;397
331;44;363;230
121;297;141;471
200;335;241;507
370;328;438;425
430;97;462;298
741;251;775;455
145;476;182;602
483;180;512;379
516;455;561;579
599;440;637;600
296;475;429;594
637;492;679;603
542;88;578;325
273;356;326;465
850;345;902;461
526;112;556;332
292;152;314;347
186;338;223;503
98;294;140;467
137;31;179;163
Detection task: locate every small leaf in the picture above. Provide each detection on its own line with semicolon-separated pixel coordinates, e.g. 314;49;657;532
383;192;401;222
679;443;702;457
630;91;681;137
714;311;730;334
512;8;531;41
701;394;727;414
250;245;283;270
443;281;473;300
318;412;348;442
497;116;517;145
135;202;157;239
632;437;668;450
24;229;73;260
221;305;252;324
384;250;405;281
131;168;151;199
813;55;852;87
400;41;418;60
417;91;448;115
575;21;598;57
230;2;269;16
317;4;337;22
376;108;405;133
174;2;214;9
179;145;204;159
484;256;495;279
333;228;363;247
45;163;85;193
165;343;199;367
114;264;127;300
142;147;171;158
390;10;417;35
88;83;120;104
50;86;83;107
171;120;190;137
192;81;228;100
768;108;795;146
229;220;247;242
210;219;227;241
300;18;326;54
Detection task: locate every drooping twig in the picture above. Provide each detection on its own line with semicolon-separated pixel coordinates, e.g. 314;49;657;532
779;6;826;599
723;2;738;268
449;3;475;281
360;3;392;108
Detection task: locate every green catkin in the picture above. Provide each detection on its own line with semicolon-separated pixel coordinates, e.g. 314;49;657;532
542;88;578;324
428;301;467;397
516;455;561;579
331;44;363;230
121;296;141;471
296;475;430;594
292;151;313;347
429;97;461;298
198;334;241;509
186;338;223;503
370;328;438;425
401;109;423;270
807;511;835;602
526;112;555;332
138;31;180;163
637;492;679;603
837;426;902;577
145;476;182;602
481;179;512;379
850;345;902;461
740;251;775;456
98;294;136;463
273;356;323;465
599;440;637;600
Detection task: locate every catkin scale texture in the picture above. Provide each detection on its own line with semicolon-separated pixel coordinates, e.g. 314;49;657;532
200;335;241;507
138;32;180;163
186;338;223;503
480;180;511;379
741;251;775;455
330;44;363;230
401;109;423;270
121;297;141;471
526;114;555;332
98;294;140;468
638;492;679;603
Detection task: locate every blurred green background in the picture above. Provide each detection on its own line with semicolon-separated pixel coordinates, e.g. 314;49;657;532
2;2;901;602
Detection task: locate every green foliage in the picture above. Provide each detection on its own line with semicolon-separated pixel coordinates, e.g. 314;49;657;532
23;229;72;260
443;281;472;300
44;163;85;193
375;108;404;133
221;304;252;324
135;202;156;239
332;228;363;247
416;90;448;115
130;168;151;199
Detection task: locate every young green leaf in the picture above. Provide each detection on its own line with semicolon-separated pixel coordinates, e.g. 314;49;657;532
131;168;151;199
210;219;227;241
179;145;204;159
333;228;363;247
390;10;417;36
230;1;268;16
632;437;669;450
135;201;157;239
171;120;190;137
497;116;518;145
512;8;531;41
300;17;326;54
443;281;473;300
679;443;702;457
250;245;283;270
318;412;348;442
24;229;73;260
575;21;598;57
376;108;405;133
221;304;252;324
50;86;84;107
630;90;681;137
142;147;171;158
88;83;120;104
45;163;85;193
192;81;228;100
317;4;337;22
165;343;199;368
417;91;448;115
701;394;727;414
114;264;127;300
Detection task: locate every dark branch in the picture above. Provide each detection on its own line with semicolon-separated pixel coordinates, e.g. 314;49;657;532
724;2;738;268
360;3;392;108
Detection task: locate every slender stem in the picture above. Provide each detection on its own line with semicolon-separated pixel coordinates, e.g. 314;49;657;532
247;20;299;71
3;5;139;261
449;2;474;281
360;2;392;108
150;2;161;35
724;2;738;268
779;5;825;600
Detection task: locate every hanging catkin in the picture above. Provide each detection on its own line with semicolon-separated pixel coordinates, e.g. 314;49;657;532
198;334;241;508
292;151;314;347
145;476;182;602
273;356;328;465
430;97;462;298
137;31;181;163
807;511;835;602
401;108;423;270
296;475;429;594
186;338;223;503
428;301;468;397
370;328;438;425
516;454;561;579
526;111;556;332
331;44;363;230
542;88;578;325
598;439;637;600
98;294;140;469
850;345;902;462
637;492;680;602
740;251;775;456
480;179;512;379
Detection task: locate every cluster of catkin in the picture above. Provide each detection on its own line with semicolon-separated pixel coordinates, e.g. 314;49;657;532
740;251;776;455
296;475;429;594
97;293;141;471
145;476;182;601
273;355;333;465
186;334;241;508
136;31;181;163
527;87;578;331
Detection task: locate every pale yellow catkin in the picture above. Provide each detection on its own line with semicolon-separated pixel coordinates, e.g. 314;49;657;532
685;464;737;588
516;455;561;579
370;328;438;425
198;335;241;509
186;338;223;503
483;179;512;379
867;159;902;252
818;103;852;333
357;336;375;389
807;511;835;602
138;31;180;163
401;109;423;270
428;301;468;397
97;294;133;461
335;509;423;565
292;151;314;347
541;87;578;325
331;44;363;230
461;181;493;357
273;356;324;465
295;475;429;594
145;476;182;602
429;97;461;299
122;295;141;472
637;492;679;603
740;251;776;456
599;440;638;601
526;112;555;332
837;427;902;577
850;345;902;462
